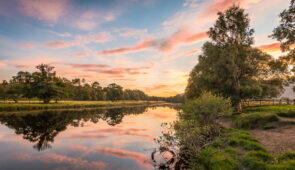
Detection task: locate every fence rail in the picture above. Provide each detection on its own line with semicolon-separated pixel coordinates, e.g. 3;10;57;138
242;99;295;107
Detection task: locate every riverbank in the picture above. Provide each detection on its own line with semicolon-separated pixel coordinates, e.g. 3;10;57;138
161;94;295;169
0;100;169;112
197;105;295;169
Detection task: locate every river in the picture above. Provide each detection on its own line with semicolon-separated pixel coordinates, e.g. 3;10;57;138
0;105;178;170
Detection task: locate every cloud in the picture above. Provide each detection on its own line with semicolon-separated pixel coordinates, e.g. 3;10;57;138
117;28;149;38
163;49;201;61
157;30;208;52
99;30;207;56
83;127;155;140
15;153;107;170
204;0;263;16
183;0;200;7
72;146;152;169
45;32;110;49
258;43;295;53
0;61;7;68
19;0;69;22
75;11;117;31
100;38;155;56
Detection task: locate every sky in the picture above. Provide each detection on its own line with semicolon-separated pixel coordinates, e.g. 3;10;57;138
0;0;291;97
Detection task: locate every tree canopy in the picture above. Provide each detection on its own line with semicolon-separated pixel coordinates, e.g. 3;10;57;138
185;6;289;112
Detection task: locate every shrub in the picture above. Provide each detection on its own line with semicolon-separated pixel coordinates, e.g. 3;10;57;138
181;92;233;125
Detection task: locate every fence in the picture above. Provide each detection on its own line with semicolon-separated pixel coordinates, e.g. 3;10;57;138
241;99;295;107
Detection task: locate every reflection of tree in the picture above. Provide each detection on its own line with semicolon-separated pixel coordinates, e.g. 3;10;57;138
0;106;149;151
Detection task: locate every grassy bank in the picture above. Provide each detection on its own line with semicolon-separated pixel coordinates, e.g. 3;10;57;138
194;129;295;170
233;105;295;129
0;100;166;112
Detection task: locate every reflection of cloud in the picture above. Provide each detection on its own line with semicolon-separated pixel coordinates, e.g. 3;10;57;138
72;146;152;169
83;127;155;141
15;153;107;170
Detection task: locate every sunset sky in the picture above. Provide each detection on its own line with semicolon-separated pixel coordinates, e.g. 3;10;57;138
0;0;290;97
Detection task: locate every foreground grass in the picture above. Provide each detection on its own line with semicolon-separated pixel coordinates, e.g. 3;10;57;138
193;129;295;170
0;100;166;112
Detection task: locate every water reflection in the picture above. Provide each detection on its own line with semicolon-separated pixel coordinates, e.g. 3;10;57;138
0;106;150;151
0;105;178;170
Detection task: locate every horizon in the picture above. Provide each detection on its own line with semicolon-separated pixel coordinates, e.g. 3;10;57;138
0;0;290;97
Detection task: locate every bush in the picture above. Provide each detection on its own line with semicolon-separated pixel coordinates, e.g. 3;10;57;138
181;92;233;125
233;112;279;129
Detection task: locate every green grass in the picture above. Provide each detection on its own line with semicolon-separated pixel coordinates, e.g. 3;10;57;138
233;112;279;129
191;129;295;170
0;100;165;112
244;105;295;113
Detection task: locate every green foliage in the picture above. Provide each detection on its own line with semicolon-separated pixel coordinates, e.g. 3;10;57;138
233;112;279;129
104;83;123;101
271;0;295;53
181;92;233;125
185;6;287;112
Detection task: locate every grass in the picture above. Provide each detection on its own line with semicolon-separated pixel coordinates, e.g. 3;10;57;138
232;105;295;129
192;129;295;170
0;100;166;112
233;112;279;129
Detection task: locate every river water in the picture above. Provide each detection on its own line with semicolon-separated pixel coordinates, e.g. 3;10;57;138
0;105;178;170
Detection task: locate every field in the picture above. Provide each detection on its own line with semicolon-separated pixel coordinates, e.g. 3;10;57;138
0;100;166;112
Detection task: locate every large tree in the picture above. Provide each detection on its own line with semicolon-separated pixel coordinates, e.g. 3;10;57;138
31;64;64;103
185;6;288;112
271;0;295;90
104;83;123;102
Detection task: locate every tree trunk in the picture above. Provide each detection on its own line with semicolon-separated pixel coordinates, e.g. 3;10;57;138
55;99;58;103
234;102;242;114
13;98;18;103
43;99;50;104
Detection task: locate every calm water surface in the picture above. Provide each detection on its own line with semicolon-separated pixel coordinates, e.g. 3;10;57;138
0;106;178;170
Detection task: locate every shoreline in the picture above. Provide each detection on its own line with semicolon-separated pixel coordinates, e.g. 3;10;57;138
0;100;175;112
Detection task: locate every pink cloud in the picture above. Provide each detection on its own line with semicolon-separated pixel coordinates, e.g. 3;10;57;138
19;0;69;22
45;32;110;49
0;61;7;68
83;127;155;140
158;30;208;52
15;153;107;170
72;146;152;169
118;28;148;38
100;38;155;56
258;43;295;53
99;30;207;55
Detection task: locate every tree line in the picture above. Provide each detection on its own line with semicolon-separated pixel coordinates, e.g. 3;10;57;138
0;64;183;103
185;1;295;112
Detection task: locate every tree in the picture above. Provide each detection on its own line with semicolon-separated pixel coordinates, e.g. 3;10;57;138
185;6;287;112
0;81;9;101
31;64;64;103
104;83;123;102
271;0;295;53
271;0;295;90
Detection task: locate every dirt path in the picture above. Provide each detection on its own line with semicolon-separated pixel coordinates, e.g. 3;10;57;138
250;125;295;154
